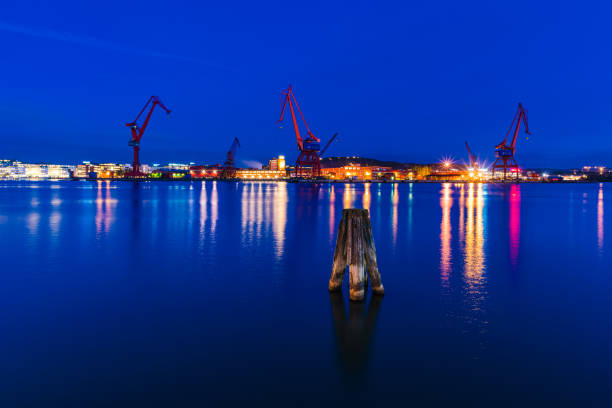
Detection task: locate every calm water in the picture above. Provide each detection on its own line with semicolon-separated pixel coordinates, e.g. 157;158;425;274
0;180;610;406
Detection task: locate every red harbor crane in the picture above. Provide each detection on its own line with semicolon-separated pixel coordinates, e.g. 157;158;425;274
126;96;171;177
221;137;240;179
277;85;336;178
492;103;530;180
465;141;478;169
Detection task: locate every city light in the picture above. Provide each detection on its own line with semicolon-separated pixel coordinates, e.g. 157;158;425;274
0;157;608;183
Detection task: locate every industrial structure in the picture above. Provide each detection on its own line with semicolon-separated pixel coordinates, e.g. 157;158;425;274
277;85;337;178
492;103;530;180
221;137;240;179
1;91;557;182
465;141;478;169
126;96;171;177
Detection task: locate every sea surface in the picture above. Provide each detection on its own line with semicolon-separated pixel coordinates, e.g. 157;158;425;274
0;180;610;406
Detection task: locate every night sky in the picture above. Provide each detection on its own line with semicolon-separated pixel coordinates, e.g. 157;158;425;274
1;0;611;168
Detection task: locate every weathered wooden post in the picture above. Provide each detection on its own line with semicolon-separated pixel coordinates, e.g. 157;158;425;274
329;209;384;301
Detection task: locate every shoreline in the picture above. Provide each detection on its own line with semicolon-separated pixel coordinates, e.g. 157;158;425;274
0;178;608;184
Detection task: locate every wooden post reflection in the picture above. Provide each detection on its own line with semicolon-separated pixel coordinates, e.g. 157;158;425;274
329;292;382;374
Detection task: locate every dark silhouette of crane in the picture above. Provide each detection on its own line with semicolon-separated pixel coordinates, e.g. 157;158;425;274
126;96;171;177
465;141;478;169
492;103;530;180
277;85;337;178
320;133;338;157
221;137;240;179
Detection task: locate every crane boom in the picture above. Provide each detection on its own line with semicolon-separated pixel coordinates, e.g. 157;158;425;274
278;84;320;152
320;133;338;157
465;141;477;168
496;103;530;153
127;96;171;144
224;137;240;167
510;104;529;150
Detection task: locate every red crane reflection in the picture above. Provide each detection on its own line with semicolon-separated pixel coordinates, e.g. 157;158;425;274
598;183;604;252
509;184;521;267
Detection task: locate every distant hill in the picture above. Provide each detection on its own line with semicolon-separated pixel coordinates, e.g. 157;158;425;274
321;156;421;170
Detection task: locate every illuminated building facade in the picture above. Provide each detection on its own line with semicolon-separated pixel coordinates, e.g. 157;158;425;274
235;169;286;180
583;166;608;175
190;165;221;179
268;155;286;172
322;163;413;181
0;161;74;179
75;163;126;179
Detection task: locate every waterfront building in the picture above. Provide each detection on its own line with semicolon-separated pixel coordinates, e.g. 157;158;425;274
268;155;286;171
582;166;608;175
75;164;95;178
167;163;191;171
323;163;374;180
0;162;74;180
268;157;278;170
427;169;469;181
47;165;73;179
322;163;412;181
150;169;190;179
190;165;221;179
235;169;285;179
74;163;124;179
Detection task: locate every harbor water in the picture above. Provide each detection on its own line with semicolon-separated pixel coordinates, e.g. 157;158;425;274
0;181;610;405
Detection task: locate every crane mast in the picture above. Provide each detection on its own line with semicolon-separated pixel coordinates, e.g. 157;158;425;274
222;137;240;179
126;96;171;177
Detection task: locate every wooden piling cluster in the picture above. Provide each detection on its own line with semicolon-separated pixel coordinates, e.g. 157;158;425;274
329;209;384;301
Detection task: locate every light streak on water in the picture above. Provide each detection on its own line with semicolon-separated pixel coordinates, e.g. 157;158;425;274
598;183;604;251
95;180;115;235
363;183;371;211
329;185;335;242
440;183;452;286
343;183;354;209
463;183;486;311
210;181;218;234
272;183;288;259
391;183;399;246
199;182;207;240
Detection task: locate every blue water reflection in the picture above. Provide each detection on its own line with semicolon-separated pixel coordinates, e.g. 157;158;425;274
0;180;610;405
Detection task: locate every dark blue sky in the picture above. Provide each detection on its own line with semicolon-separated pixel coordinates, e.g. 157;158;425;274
1;0;611;168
